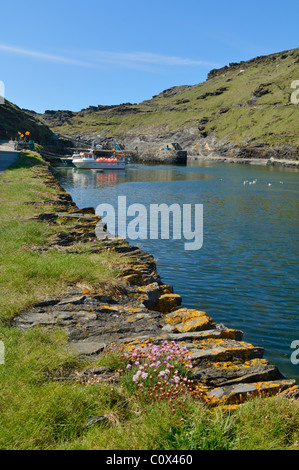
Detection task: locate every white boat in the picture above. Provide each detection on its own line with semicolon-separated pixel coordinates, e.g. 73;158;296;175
72;150;126;170
60;155;75;165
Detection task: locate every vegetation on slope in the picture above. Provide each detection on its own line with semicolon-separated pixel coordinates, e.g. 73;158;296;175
39;48;299;149
0;99;53;143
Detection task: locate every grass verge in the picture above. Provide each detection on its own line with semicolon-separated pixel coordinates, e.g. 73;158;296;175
0;151;127;322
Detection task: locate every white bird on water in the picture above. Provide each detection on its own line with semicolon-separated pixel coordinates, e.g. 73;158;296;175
243;179;257;185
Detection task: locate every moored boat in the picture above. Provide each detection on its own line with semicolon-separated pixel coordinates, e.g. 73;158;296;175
72;150;126;170
60;155;75;165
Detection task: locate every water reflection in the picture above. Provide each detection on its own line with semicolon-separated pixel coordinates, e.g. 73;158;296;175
126;165;214;182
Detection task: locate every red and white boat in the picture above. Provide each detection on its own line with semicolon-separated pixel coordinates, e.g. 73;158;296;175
72;150;126;170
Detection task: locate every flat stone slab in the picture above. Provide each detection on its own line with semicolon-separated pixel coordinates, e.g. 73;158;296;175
191;358;285;387
57;295;86;306
67;341;106;356
162;308;214;333
190;339;264;365
207;379;297;405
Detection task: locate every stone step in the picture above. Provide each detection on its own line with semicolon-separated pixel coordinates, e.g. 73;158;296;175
190;339;264;365
164;327;243;343
67;340;106;356
151;293;182;313
205;379;298;405
117;326;243;348
191;358;285;387
162;308;214;332
56;212;98;220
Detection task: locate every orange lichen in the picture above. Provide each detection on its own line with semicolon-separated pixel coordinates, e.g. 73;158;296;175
163;308;213;332
213;358;268;370
81;288;93;295
151;293;182;313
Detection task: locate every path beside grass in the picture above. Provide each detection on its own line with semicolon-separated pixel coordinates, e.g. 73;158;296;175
0;140;18;173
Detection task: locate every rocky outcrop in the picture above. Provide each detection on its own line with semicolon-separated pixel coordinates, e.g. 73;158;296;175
206;48;298;80
62;126;299;166
42;110;75;127
12;163;299;408
189;139;299;167
131;149;187;164
24;47;299;165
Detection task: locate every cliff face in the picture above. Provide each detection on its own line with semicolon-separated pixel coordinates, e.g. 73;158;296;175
35;47;299;160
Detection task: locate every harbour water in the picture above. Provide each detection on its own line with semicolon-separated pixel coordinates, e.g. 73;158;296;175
53;160;299;383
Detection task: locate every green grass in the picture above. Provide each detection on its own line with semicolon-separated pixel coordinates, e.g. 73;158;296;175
0;100;53;142
0;151;127;322
0;327;101;449
1;326;297;450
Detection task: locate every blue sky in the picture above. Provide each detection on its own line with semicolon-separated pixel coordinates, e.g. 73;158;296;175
0;0;298;113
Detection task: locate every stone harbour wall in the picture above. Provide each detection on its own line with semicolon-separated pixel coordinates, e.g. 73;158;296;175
13;165;299;408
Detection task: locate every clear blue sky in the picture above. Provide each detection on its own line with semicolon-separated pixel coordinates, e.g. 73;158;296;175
0;0;298;113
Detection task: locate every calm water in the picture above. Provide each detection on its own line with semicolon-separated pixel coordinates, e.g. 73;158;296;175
53;160;299;383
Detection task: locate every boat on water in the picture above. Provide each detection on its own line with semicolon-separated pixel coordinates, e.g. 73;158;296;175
60;155;75;165
72;150;126;170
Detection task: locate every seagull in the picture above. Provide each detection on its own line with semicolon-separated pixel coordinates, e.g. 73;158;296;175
268;183;272;186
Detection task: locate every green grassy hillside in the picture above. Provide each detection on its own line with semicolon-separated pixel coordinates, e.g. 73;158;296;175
0;99;53;143
39;47;299;153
